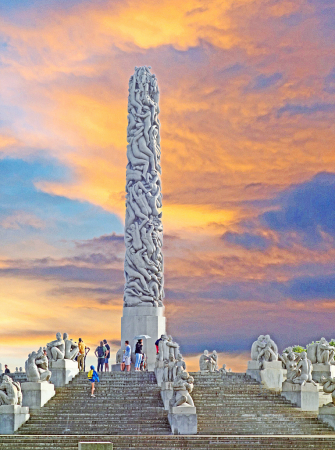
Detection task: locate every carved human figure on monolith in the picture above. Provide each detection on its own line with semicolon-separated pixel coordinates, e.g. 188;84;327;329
158;335;169;361
123;66;164;307
167;335;179;359
175;354;186;377
163;354;176;382
0;375;22;405
251;335;278;369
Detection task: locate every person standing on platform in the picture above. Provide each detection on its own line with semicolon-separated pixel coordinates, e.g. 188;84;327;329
4;365;10;374
88;365;99;397
94;341;106;372
77;338;87;372
121;340;132;372
135;339;143;372
103;339;110;372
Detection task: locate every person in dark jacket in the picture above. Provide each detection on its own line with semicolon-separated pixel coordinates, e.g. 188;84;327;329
135;339;143;371
88;365;99;397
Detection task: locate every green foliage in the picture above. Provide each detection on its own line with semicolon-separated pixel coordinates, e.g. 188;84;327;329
292;345;306;353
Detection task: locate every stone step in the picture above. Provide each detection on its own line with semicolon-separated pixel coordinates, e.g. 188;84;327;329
2;435;335;450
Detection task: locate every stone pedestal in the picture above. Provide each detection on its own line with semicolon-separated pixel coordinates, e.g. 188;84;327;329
121;306;166;372
0;405;30;434
246;360;261;382
318;406;335;430
21;381;55;410
247;361;284;392
312;364;335;383
318;384;332;407
168;405;197;435
154;360;165;387
260;361;285;392
281;381;319;411
161;381;173;410
49;359;79;387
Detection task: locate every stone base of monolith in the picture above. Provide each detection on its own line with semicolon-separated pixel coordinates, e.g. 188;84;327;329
312;364;335;383
0;405;30;434
281;381;319;411
49;359;79;387
21;381;55;410
121;306;166;372
168;405;197;435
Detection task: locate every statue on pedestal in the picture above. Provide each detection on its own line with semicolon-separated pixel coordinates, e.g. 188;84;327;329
292;352;317;386
46;332;65;362
170;372;195;407
63;333;79;361
251;335;278;369
320;376;335;406
199;350;216;372
163;354;175;382
0;376;22;406
307;338;335;365
25;347;52;382
175;354;186;377
166;335;179;359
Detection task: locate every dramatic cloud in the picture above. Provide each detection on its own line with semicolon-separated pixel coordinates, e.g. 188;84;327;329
0;0;335;370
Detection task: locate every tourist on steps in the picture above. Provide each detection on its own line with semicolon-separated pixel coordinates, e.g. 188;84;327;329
103;339;110;372
77;338;89;372
4;365;10;374
88;365;99;397
135;339;143;371
121;340;131;372
94;341;107;372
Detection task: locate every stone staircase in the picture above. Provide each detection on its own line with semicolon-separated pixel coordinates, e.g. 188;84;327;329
191;372;335;435
16;372;170;435
1;371;335;449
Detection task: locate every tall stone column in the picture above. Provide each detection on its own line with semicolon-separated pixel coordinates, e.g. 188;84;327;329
121;66;166;371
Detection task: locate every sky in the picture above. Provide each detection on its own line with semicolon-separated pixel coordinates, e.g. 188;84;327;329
0;0;335;372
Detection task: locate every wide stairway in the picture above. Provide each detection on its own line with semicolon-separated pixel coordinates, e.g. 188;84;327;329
1;371;335;449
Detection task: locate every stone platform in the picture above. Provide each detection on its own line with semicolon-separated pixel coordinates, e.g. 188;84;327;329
21;381;55;410
121;306;166;371
49;359;79;387
0;405;29;434
281;381;319;411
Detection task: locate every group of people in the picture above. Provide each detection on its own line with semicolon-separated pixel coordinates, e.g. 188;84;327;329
94;339;111;372
120;339;146;372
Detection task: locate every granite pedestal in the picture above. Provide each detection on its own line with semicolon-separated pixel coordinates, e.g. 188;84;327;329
312;364;335;383
281;381;319;411
0;405;30;434
21;381;55;410
168;405;197;435
260;361;285;392
161;381;173;410
50;359;79;387
121;306;166;372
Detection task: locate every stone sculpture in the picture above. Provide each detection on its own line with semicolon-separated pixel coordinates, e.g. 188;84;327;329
175;354;186;377
163;355;176;382
251;335;278;369
320;376;335;406
25;347;52;382
63;333;79;361
116;348;123;364
46;332;65;361
210;350;219;371
124;66;164;308
167;335;179;359
0;375;22;406
157;335;169;362
307;338;335;365
199;350;216;372
292;352;317;386
170;372;195;407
